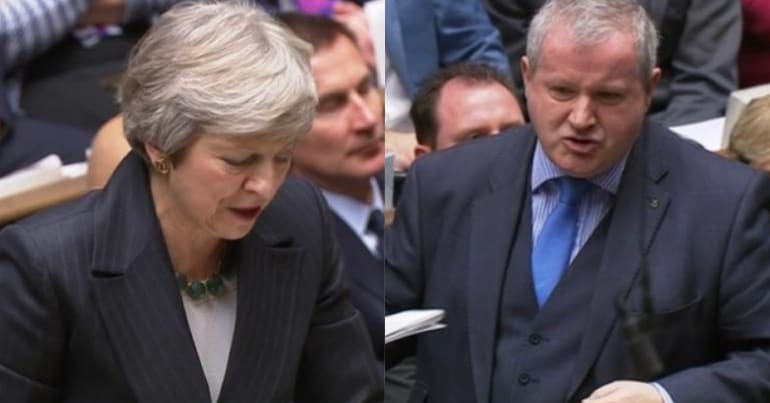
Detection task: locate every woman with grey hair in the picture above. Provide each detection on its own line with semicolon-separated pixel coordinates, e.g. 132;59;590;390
0;2;382;402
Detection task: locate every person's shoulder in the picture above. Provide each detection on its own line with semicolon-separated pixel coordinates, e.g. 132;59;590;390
649;122;761;193
9;191;99;239
0;191;99;271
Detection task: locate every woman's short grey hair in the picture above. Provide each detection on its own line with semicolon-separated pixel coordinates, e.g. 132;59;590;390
120;1;317;161
526;0;659;82
729;94;770;167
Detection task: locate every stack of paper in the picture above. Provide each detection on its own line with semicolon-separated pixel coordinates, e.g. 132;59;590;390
385;309;446;344
0;155;64;199
0;155;88;200
670;117;725;151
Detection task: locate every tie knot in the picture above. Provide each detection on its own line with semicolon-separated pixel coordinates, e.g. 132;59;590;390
367;209;384;235
557;177;590;206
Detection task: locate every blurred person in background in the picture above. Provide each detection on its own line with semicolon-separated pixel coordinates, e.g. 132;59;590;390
0;0;181;130
384;0;516;171
0;0;372;132
720;94;770;171
278;12;386;369
410;63;525;158
0;52;91;177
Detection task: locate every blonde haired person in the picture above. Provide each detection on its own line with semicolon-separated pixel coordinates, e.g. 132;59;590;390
724;94;770;171
88;114;129;188
0;2;381;401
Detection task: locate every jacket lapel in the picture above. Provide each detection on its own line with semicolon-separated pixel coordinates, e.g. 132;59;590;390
90;153;210;402
467;131;536;403
566;126;671;398
217;208;304;402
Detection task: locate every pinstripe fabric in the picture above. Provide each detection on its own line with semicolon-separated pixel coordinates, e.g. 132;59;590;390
530;143;628;263
0;151;382;401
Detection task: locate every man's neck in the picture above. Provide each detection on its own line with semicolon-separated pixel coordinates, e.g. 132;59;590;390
326;181;373;204
295;172;374;205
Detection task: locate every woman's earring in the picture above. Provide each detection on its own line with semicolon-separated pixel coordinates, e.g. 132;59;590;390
154;158;170;174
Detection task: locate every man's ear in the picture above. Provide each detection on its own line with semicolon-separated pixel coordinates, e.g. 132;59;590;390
521;56;530;80
647;67;662;94
414;144;432;158
521;56;532;97
643;67;662;109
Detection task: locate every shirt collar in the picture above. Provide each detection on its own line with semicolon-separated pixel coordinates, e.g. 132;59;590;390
320;178;383;235
531;141;628;195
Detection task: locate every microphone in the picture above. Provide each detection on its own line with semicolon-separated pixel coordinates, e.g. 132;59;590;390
615;132;664;379
615;256;663;379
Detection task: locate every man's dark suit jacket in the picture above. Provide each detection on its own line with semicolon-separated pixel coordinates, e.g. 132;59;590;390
481;0;740;126
0;152;382;402
386;122;770;402
331;212;385;362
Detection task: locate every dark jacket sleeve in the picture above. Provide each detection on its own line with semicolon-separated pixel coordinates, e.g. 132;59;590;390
658;170;770;402
0;224;64;401
293;182;383;402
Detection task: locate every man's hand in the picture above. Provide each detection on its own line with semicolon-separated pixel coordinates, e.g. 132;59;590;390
385;131;417;172
332;1;375;67
79;0;126;27
583;381;664;403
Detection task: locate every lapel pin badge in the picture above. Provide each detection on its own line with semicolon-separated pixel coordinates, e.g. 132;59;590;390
648;197;659;209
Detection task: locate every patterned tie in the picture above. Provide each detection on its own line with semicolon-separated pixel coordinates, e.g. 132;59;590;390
367;209;384;259
532;177;590;306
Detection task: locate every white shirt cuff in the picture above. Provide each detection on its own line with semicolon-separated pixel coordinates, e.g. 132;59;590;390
652;382;675;403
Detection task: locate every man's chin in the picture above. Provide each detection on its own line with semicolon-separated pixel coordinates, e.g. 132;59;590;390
554;159;604;179
350;159;385;178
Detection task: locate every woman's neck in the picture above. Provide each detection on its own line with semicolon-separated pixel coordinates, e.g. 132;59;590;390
150;174;224;280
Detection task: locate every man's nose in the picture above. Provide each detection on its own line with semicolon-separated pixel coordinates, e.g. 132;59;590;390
568;96;597;132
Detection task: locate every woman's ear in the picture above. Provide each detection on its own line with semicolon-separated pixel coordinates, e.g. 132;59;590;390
144;143;164;162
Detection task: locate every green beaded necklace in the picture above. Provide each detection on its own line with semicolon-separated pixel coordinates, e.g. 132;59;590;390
176;262;235;301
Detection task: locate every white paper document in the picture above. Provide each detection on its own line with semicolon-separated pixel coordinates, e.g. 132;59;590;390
385;309;446;344
669;117;725;151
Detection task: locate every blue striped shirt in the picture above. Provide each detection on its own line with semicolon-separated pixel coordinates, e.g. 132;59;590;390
531;142;628;262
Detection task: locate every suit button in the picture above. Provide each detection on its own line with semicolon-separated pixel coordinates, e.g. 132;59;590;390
518;373;530;385
529;334;542;345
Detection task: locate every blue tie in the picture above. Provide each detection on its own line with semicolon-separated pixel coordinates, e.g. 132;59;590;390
532;177;590;306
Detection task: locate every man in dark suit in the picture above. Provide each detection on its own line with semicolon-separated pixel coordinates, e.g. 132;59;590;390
482;0;741;126
386;1;770;402
278;13;385;365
